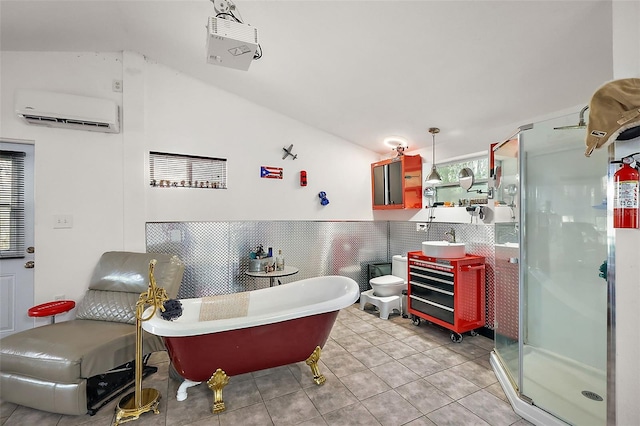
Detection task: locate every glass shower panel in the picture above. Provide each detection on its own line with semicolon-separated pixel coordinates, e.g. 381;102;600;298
520;117;608;425
493;138;521;389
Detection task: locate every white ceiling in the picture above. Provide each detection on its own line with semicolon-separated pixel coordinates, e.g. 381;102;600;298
0;0;614;156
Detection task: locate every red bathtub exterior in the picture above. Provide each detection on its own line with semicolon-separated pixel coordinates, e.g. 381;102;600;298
163;311;339;381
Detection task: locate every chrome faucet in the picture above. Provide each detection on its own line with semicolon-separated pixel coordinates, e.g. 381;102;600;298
445;228;456;243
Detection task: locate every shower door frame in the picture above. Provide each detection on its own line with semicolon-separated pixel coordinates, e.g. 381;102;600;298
491;121;615;426
520;124;610;425
492;131;524;394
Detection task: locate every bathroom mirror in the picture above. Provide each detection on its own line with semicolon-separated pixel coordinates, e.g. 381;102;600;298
459;167;494;199
458;167;475;191
506;183;518;206
494;165;502;189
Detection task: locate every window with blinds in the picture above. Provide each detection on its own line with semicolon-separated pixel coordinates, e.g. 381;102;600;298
150;151;227;189
0;150;26;258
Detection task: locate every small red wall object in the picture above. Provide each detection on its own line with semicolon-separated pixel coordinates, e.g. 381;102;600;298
300;170;307;186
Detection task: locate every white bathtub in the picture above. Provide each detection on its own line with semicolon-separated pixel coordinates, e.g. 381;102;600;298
142;275;359;392
143;275;359;337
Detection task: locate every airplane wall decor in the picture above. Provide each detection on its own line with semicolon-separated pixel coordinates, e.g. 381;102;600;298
282;144;297;160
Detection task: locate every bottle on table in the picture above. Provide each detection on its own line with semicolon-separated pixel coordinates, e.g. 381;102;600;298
276;249;285;271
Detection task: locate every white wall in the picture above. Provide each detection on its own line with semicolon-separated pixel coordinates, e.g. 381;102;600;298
0;51;378;318
1;52;125;317
612;1;640;423
139;56;377;223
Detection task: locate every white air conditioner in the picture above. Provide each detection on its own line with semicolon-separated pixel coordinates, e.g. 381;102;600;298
15;90;120;133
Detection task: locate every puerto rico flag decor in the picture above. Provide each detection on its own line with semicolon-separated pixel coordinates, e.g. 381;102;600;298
260;166;283;179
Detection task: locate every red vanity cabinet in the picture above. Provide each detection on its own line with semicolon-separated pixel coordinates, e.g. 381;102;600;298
407;251;486;342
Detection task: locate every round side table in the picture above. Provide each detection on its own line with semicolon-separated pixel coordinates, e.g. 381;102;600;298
246;266;299;287
28;300;76;324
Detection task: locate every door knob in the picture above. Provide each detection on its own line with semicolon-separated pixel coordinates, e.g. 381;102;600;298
508;258;519;264
24;261;35;269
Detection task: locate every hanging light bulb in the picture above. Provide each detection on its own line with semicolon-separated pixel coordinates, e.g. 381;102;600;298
425;127;442;184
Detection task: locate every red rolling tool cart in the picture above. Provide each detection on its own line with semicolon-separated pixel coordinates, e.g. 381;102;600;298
407;251;485;342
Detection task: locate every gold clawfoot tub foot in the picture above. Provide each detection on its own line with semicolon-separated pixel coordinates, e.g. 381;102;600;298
207;369;229;413
305;346;326;385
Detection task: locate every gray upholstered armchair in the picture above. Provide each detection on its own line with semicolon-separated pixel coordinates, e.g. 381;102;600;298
0;251;184;416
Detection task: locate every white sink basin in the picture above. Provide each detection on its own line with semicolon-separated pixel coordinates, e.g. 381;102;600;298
422;241;466;258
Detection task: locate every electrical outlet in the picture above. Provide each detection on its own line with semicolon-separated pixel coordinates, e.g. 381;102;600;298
53;214;73;229
112;79;122;92
416;223;427;231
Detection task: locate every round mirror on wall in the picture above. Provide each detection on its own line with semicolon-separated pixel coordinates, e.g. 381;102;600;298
458;167;475;191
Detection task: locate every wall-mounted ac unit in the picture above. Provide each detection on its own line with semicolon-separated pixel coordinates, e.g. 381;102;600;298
15;89;120;133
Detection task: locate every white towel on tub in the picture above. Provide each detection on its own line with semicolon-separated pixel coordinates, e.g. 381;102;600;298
199;293;250;321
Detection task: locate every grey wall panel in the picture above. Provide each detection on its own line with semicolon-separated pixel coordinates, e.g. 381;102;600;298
146;221;389;297
146;219;496;328
146;222;231;297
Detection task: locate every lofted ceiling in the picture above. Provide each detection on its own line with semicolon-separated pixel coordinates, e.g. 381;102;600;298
0;0;614;156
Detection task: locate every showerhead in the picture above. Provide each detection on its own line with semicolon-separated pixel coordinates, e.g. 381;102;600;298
554;105;589;130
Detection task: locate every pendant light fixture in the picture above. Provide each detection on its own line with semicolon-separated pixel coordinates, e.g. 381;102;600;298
425;127;442;184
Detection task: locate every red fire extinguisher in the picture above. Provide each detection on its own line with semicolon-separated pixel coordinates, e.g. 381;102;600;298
613;157;639;229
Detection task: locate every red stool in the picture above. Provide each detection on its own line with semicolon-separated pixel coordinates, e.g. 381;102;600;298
28;300;76;324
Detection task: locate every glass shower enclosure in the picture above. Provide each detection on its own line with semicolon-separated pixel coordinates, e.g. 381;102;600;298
491;112;609;425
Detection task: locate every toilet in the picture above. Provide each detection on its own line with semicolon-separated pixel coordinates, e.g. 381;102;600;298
359;255;407;319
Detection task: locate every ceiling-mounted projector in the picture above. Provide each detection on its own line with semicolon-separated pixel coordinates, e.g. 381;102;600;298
206;16;258;71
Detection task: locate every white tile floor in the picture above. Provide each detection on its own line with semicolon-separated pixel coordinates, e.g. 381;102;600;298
0;304;533;426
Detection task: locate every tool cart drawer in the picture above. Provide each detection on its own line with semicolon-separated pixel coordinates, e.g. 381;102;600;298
409;281;453;309
409;295;454;324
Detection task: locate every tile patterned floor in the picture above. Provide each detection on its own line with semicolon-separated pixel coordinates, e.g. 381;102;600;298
0;304;533;426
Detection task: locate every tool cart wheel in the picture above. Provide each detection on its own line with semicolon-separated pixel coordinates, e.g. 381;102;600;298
411;316;421;326
450;332;463;343
470;329;478;337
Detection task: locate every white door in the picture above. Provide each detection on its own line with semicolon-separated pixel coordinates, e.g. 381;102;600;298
1;140;35;338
